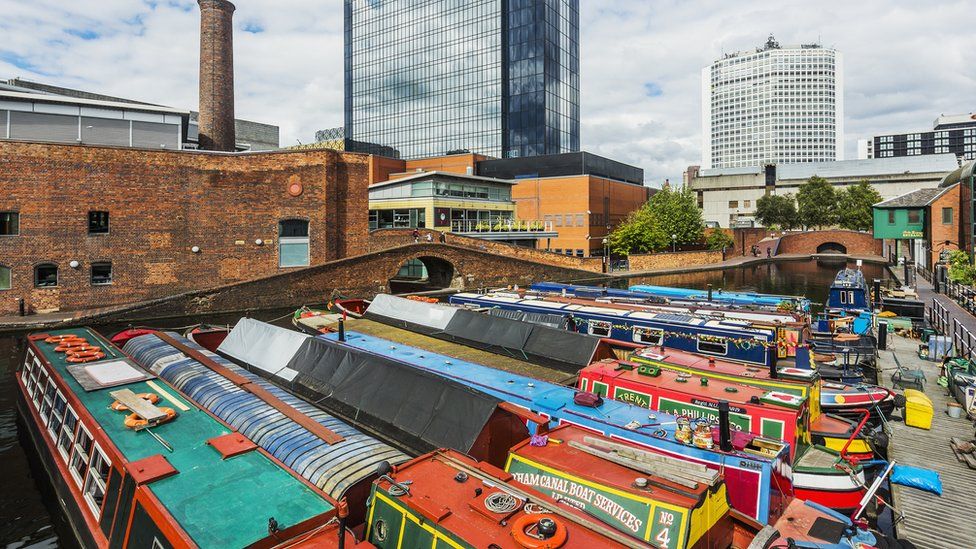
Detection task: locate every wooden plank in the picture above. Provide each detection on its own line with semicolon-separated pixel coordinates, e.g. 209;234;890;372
569;440;703;489
579;435;721;486
110;388;168;422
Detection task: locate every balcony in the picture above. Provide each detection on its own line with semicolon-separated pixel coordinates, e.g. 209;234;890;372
450;219;558;241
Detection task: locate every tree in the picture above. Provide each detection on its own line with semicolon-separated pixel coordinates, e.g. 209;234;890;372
608;185;705;255
755;194;798;229
947;250;976;285
705;228;734;250
837;180;882;232
796;176;838;229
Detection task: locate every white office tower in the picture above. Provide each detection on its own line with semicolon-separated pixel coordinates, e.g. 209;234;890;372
701;35;844;169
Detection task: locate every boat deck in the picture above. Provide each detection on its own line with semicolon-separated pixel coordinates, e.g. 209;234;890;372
879;332;976;549
32;329;333;548
340;317;570;382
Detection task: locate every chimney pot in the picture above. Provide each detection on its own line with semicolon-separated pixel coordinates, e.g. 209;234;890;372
198;0;236;152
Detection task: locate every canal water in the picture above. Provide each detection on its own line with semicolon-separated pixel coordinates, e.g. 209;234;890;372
0;260;889;547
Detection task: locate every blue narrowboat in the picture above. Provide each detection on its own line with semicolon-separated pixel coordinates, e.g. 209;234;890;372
826;269;871;312
530;281;810;311
450;291;779;368
318;330;794;526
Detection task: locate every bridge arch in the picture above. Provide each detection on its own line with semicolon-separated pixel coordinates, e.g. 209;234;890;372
389;254;461;293
816;241;847;254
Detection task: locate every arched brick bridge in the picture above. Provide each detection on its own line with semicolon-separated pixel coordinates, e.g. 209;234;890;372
107;242;608;321
774;229;881;256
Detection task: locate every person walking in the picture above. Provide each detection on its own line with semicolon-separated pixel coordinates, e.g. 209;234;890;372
412;228;420;243
425;232;433;243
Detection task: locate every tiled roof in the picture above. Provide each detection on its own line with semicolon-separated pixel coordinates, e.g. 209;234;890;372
873;186;953;208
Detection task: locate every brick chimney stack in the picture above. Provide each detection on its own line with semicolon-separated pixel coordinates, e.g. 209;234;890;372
198;0;236;152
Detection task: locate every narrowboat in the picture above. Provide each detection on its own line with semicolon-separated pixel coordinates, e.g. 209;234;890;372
449;291;778;369
15;328;366;548
318;330;793;525
507;423;734;547
364;449;641;548
628;347;892;455
578;358;868;510
292;306;344;335
531;282;812;312
482;288;811;360
826;269;871;312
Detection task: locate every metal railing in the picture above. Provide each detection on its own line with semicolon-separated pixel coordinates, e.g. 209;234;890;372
928;295;976;359
942;279;976;315
929;298;950;335
451;219;554;233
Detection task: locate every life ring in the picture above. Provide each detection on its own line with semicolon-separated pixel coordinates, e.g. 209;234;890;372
45;334;84;344
66;351;106;363
124;407;176;430
65;345;101;355
511;514;567;549
54;339;90;351
110;393;159;412
834;333;860;342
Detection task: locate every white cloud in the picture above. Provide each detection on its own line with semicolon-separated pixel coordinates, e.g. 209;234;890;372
1;0;973;184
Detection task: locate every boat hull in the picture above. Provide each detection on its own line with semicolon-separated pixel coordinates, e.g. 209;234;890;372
15;379;99;549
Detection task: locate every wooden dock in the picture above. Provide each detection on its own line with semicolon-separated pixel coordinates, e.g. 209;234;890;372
878;332;976;549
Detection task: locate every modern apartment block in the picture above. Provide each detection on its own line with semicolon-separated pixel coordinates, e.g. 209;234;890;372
857;112;976;162
344;0;580;160
701;35;843;169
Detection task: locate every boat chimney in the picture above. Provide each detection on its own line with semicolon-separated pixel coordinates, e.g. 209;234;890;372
336;498;349;549
768;352;778;379
197;0;237;151
338;318;346;342
872;279;881;309
707;284;713;301
718;400;733;452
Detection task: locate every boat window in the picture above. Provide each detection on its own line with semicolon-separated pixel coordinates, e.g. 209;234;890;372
697;337;728;356
34;263;58;288
27;363;41;398
588;320;612;337
32;370;48;408
69;426;93;488
633;327;664;345
279;219;310;268
847;291;856;304
57;407;78;460
48;392;67;439
83;447;110;518
838;291;847;304
20;354;33;384
40;380;57;425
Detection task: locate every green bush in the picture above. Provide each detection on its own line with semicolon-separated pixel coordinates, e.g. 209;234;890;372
705;228;734;251
947;250;976;285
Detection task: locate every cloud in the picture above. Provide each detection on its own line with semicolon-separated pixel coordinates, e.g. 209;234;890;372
0;0;972;185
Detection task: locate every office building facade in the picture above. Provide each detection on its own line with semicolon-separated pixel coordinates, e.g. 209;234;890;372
857;112;976;162
701;36;843;169
344;0;579;159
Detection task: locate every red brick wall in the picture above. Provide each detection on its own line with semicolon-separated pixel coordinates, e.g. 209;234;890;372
928;184;961;268
775;230;882;256
0;141;369;315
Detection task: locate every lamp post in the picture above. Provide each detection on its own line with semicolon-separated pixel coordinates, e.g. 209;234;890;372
602;238;609;273
671;233;677;253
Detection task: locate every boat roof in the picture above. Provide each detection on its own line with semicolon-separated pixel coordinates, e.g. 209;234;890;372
631;347;819;384
30;328;334;548
451;293;773;336
321;331;783;463
583;359;806;411
375;449;629;547
509;424;712;507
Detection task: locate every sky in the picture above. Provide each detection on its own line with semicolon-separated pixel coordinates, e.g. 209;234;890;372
1;0;974;186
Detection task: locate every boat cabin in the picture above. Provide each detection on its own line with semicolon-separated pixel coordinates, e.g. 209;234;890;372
826;268;871;311
507;424;733;548
18;329;344;548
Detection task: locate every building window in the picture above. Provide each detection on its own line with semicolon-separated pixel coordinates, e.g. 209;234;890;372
88;211;109;234
575;249;584;257
34;264;58;288
908;210;920;224
943;207;953;225
278;220;310;268
888;210;895;224
0;265;9;291
0;212;18;236
743;200;751;208
91;262;113;285
728;200;738;208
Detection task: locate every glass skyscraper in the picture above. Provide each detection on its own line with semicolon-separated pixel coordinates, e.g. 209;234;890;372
344;0;579;159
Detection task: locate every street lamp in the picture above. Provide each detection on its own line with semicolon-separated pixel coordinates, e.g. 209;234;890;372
671;233;677;253
602;238;609;273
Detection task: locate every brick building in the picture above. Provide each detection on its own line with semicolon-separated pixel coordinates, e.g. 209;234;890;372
872;184;961;270
0;141;369;315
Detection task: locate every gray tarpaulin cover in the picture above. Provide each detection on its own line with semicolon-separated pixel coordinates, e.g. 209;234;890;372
486;307;568;330
443;309;601;368
217;317;309;382
365;293;457;330
284;337;502;454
